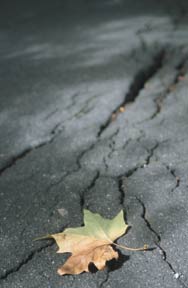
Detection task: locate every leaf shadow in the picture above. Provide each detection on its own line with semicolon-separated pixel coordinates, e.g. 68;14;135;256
88;248;130;274
107;249;130;272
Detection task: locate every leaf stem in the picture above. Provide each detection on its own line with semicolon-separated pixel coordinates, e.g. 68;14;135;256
33;234;53;241
113;242;148;251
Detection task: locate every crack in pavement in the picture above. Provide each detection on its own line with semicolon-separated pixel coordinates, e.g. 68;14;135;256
0;144;183;283
118;177;125;207
0;173;101;281
97;48;166;137
79;171;100;209
76;126;122;174
114;138;185;284
103;128;120;171
121;141;160;179
165;165;180;193
145;142;159;165
151;54;188;120
65;92;80;111
76;143;97;170
99;270;109;288
135;197;188;288
0;240;55;281
0;222;67;281
0;47;171;179
174;55;187;83
1;45;187;286
0;122;64;177
0;170;100;281
43;108;59;121
0;92;97;178
73;94;99;119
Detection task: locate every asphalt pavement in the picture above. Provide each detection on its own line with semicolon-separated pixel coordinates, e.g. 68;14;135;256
1;1;188;287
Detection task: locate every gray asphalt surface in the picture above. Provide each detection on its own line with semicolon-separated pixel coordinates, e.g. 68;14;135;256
1;0;188;287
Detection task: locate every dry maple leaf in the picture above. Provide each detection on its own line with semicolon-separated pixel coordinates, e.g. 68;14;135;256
39;210;128;275
36;209;147;276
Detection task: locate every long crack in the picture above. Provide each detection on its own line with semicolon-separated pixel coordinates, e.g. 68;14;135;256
0;48;168;178
115;138;183;280
0;169;100;281
1;46;187;286
0;224;68;282
116;140;159;218
0;243;52;281
116;160;188;288
151;54;188;120
0;93;98;178
97;48;165;137
0;125;103;279
0;122;64;177
135;197;188;288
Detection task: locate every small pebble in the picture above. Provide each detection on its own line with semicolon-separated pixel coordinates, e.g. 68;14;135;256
174;273;180;279
119;106;125;113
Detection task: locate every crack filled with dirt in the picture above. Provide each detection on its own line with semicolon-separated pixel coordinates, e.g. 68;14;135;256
97;48;165;137
0;123;64;177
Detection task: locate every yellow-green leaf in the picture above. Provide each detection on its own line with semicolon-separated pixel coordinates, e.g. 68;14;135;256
39;209;128;275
